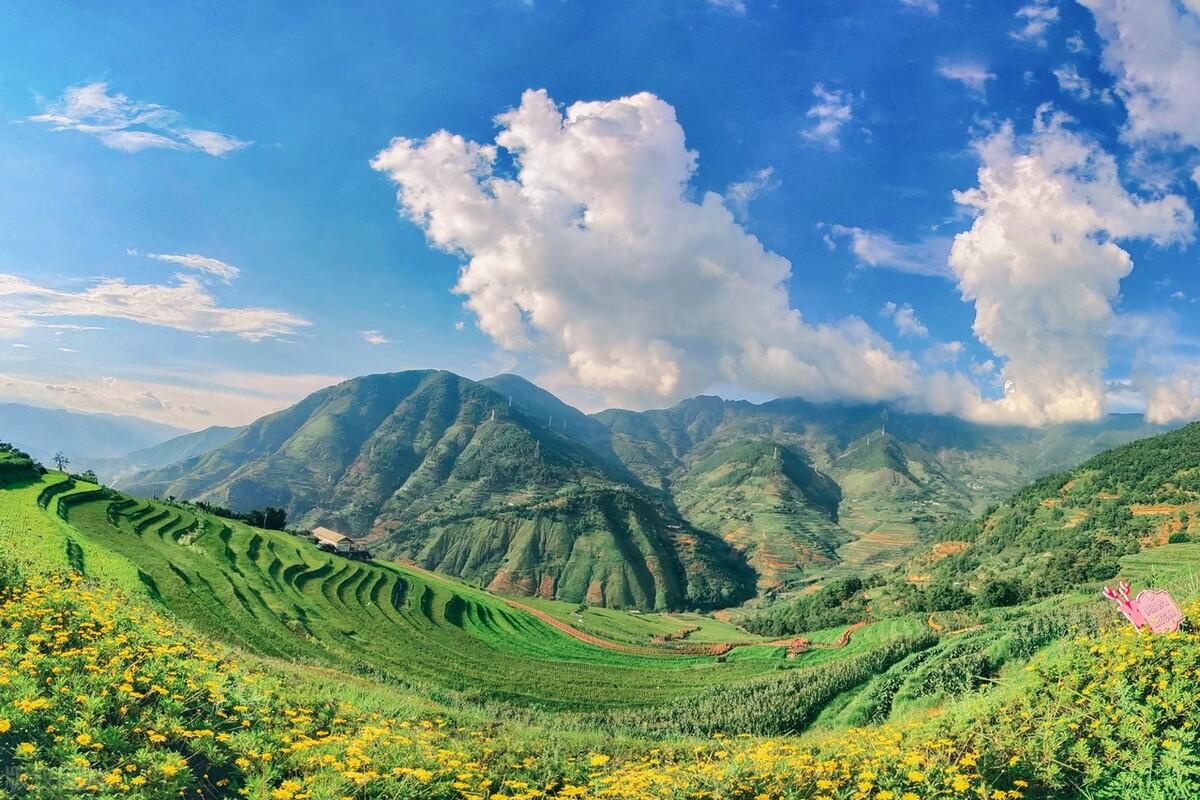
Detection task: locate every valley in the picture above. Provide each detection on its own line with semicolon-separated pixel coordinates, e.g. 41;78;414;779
110;370;1166;609
4;409;1200;797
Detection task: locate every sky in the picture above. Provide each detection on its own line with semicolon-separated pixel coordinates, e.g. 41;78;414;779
1;0;1199;431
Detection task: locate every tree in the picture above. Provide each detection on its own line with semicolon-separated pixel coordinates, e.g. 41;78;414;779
52;451;69;472
978;578;1024;608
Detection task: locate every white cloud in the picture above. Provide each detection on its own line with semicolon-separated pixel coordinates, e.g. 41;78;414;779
1081;0;1200;152
801;85;856;150
359;329;392;345
900;0;939;14
936;61;996;98
1144;364;1200;423
0;370;340;429
822;224;954;278
706;0;746;13
454;321;466;331
948;107;1194;425
138;251;241;283
57;346;78;353
1066;32;1088;52
372;89;925;409
28;82;249;156
1011;1;1060;45
0;272;308;342
880;301;930;337
725;167;780;218
1053;64;1112;103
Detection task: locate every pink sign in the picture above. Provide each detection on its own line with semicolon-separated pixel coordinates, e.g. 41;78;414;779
1103;581;1185;633
1134;589;1184;634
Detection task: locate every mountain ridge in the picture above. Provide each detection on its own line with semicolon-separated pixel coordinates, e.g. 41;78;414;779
118;369;1172;608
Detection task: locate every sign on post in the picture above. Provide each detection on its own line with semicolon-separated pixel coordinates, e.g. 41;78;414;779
1103;580;1184;633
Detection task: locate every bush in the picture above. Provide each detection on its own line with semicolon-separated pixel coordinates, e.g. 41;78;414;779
978;577;1024;608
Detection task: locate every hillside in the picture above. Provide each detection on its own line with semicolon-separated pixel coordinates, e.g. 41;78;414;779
0;401;185;462
916;421;1200;596
746;422;1200;638
0;442;40;485
120;370;1168;607
5;462;1200;797
86;424;243;485
124;371;753;609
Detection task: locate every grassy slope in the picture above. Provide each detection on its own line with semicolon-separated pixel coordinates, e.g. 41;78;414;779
60;488;791;711
8;469;1200;795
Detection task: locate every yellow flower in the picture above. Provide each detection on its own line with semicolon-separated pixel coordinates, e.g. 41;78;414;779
0;719;10;733
16;742;35;756
588;753;610;767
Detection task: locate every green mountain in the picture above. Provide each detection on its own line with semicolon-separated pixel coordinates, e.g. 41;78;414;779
912;421;1200;597
124;370;753;610
86;424;244;485
122;370;1169;609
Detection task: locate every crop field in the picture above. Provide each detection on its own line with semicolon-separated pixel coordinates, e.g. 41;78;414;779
58;488;827;712
1119;543;1200;601
516;595;768;646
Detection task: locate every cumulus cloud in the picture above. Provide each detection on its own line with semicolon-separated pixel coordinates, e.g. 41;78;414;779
1011;1;1060;45
822;224;954;278
359;329;392;345
0;272;308;341
801;85;856;150
1145;364;1200;423
372;89;926;409
1081;0;1200;151
28;82;249;156
948;107;1194;425
880;301;929;338
936;61;996;98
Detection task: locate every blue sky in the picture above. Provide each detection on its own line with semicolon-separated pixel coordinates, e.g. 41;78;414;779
0;0;1198;429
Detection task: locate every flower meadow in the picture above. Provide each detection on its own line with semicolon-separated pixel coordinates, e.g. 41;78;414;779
2;567;1200;800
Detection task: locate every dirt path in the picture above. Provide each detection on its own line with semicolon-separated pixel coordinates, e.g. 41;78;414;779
926;614;944;632
501;597;723;655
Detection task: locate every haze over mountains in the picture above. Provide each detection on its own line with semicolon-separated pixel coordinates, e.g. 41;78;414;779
0;402;186;464
108;369;1168;609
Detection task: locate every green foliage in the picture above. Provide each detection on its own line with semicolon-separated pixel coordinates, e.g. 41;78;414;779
0;441;40;485
741;577;869;636
600;633;937;736
977;577;1024;608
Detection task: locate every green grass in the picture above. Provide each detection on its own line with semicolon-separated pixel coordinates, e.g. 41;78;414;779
516;595;768;645
58;491;817;712
1119;542;1200;601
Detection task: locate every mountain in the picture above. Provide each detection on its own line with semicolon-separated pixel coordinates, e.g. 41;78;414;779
86;425;244;485
124;370;754;610
594;397;1166;579
911;421;1200;597
122;369;1169;608
0;402;186;464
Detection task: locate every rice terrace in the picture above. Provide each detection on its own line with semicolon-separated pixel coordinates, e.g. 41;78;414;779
6;1;1200;798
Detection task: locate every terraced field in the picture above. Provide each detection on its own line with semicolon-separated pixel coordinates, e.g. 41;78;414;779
61;490;810;711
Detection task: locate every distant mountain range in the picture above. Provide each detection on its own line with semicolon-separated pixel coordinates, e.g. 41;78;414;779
0;402;186;464
117;370;1171;609
91;425;244;485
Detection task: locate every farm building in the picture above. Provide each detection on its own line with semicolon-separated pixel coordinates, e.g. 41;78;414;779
312;526;353;553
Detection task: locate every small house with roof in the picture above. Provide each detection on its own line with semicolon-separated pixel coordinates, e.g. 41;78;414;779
311;526;353;553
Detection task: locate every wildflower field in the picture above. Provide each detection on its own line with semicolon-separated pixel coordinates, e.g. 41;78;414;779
5;472;1200;798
